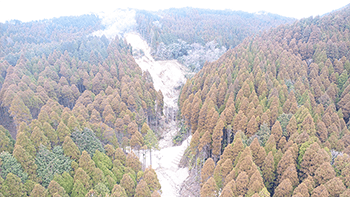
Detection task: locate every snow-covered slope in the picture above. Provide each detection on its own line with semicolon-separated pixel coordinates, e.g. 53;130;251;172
147;126;191;197
125;32;191;197
125;32;188;109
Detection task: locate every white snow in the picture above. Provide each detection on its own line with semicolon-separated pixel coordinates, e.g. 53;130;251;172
125;32;188;109
147;134;191;197
125;32;192;197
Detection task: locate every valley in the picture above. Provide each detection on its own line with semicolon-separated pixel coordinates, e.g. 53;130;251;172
125;32;192;197
1;4;350;197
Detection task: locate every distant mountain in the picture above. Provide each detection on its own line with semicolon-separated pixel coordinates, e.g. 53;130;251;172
135;7;296;70
0;8;295;72
0;14;105;66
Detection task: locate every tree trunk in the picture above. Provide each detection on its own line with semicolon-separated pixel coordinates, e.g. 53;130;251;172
150;149;152;167
156;114;158;132
227;126;232;145
143;150;146;171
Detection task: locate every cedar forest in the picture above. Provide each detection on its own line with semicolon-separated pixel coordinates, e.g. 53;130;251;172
0;4;350;197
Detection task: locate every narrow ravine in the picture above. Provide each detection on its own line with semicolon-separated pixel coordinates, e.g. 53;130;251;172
125;32;192;197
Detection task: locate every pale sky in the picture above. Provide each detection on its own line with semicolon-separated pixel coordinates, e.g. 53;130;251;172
0;0;349;23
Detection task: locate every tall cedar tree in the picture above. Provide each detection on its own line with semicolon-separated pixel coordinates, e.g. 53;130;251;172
135;179;151;197
201;158;215;185
235;171;249;196
200;177;219;197
62;136;80;160
273;178;293;197
13;145;37;180
143;167;161;192
262;151;275;192
250;137;266;168
30;184;48;197
212;119;224;161
144;128;159;166
120;173;135;197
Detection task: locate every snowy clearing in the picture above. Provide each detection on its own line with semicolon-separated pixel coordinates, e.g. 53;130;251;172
125;32;191;197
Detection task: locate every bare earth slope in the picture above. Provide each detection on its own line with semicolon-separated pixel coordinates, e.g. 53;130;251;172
125;32;192;197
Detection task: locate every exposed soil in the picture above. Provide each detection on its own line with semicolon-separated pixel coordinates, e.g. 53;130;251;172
125;32;193;197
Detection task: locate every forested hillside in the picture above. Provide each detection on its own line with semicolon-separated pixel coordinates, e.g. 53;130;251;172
136;8;295;70
0;15;162;196
0;14;107;66
179;4;350;196
3;3;350;197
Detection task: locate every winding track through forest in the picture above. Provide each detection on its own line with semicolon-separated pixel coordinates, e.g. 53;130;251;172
125;32;192;197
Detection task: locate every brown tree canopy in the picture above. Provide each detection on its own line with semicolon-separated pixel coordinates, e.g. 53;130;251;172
200;177;219;197
201;158;215;185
